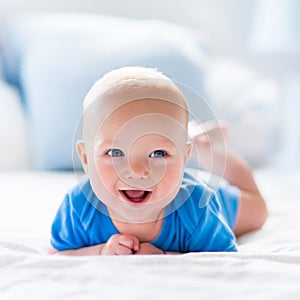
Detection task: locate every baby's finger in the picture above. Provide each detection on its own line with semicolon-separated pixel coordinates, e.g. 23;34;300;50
118;235;139;251
131;236;140;252
114;244;134;255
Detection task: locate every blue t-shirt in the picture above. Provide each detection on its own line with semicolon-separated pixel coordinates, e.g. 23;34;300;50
51;172;240;252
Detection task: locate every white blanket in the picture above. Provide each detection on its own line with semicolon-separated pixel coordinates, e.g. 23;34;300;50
1;168;300;299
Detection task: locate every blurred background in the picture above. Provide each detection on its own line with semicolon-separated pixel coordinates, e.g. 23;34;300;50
0;0;299;170
0;0;266;56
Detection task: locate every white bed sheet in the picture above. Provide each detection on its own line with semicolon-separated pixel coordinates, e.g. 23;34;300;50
1;168;300;299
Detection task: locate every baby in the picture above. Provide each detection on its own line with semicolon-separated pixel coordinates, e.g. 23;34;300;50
49;66;267;255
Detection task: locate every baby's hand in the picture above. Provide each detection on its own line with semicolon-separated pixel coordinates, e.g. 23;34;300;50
134;243;164;255
100;234;140;255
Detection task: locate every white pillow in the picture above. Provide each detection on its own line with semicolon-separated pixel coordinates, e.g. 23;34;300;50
0;80;30;169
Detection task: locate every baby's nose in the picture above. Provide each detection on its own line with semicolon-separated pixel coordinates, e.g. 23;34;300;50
129;157;151;178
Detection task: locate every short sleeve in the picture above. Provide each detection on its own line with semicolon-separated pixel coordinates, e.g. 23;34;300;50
50;193;89;251
174;173;239;252
187;197;238;252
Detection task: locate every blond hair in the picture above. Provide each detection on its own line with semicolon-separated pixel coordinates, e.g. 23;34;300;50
83;66;188;111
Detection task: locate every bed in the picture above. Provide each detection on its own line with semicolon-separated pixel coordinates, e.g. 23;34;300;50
1;168;300;299
0;12;299;299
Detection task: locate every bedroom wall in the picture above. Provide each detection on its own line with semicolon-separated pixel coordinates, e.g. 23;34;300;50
0;0;254;56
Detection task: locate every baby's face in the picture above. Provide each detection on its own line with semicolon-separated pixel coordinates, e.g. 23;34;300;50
78;97;191;223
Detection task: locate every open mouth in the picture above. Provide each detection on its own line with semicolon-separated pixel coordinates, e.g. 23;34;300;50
120;190;151;204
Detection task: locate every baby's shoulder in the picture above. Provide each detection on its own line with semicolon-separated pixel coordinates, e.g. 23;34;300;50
64;178;96;212
175;171;239;235
172;172;220;234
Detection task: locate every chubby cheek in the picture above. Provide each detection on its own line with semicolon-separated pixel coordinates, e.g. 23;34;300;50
156;162;184;198
92;160;119;196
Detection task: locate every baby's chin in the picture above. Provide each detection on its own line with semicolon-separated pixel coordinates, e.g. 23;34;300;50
106;198;169;224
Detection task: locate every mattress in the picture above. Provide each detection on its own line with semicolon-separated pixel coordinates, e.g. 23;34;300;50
1;168;300;299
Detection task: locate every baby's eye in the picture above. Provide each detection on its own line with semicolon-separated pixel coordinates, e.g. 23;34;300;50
106;149;124;157
149;150;167;158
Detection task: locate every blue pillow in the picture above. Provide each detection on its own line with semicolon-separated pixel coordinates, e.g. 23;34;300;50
5;13;208;169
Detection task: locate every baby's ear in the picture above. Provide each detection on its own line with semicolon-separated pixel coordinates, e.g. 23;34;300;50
76;140;88;171
184;141;193;164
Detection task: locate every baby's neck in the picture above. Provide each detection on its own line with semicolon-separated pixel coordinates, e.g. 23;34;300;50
111;217;164;243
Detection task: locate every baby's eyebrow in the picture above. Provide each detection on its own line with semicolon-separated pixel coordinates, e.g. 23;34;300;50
152;135;175;143
95;136;175;149
158;138;174;146
94;140;114;148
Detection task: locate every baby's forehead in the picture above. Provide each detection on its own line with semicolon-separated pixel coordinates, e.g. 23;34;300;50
82;98;189;147
86;97;187;131
92;99;189;153
81;72;190;142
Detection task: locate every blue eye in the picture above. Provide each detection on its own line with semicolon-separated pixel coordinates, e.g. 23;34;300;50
107;149;124;157
149;150;167;158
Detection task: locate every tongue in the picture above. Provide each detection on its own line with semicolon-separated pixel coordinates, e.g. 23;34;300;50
125;190;146;199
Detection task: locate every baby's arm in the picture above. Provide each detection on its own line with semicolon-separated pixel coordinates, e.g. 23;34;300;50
48;234;140;256
48;244;102;256
190;121;267;236
134;243;165;254
48;237;179;255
